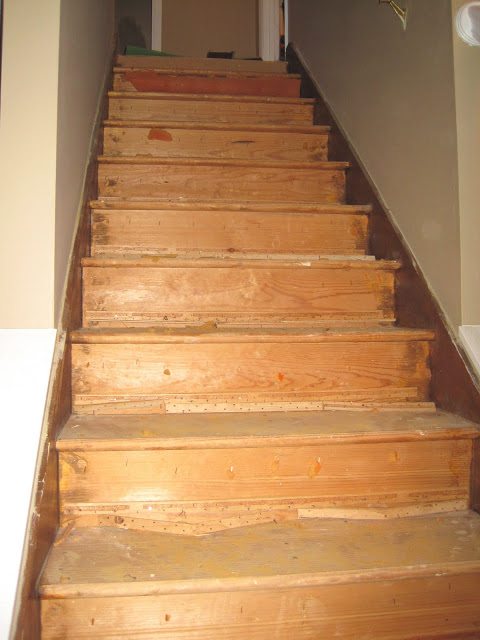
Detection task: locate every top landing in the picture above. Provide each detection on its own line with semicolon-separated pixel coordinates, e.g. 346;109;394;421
116;55;288;75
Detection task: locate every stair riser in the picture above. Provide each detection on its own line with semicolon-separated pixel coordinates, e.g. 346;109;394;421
114;71;301;98
82;265;395;328
108;97;314;125
103;126;328;162
97;163;346;203
59;439;472;529
71;340;431;413
91;209;369;257
40;574;480;639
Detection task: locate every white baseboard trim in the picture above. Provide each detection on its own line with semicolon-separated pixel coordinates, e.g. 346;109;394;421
459;325;480;377
0;329;56;638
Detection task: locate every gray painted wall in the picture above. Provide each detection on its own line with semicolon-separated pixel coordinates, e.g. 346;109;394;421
290;0;461;331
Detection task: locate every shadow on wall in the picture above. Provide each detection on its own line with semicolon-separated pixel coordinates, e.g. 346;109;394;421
116;0;152;54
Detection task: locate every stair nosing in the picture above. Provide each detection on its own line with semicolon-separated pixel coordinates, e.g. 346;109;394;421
70;327;436;345
103;120;330;135
90;199;373;214
39;558;480;600
81;256;399;270
108;90;315;105
97;155;349;170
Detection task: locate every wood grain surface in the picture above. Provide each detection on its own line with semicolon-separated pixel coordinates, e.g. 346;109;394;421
108;92;314;125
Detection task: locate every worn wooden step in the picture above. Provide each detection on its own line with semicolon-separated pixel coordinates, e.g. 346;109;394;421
70;327;434;414
103;121;329;162
113;68;301;98
81;256;399;328
97;157;348;203
107;92;314;125
116;55;288;75
40;512;480;639
90;201;371;257
56;410;478;533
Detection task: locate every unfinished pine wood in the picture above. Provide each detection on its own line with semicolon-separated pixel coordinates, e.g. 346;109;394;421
81;257;397;328
71;326;435;344
113;69;301;98
58;436;472;524
57;411;475;530
116;55;288;74
58;410;480;450
40;513;480;593
70;328;433;412
97;157;347;203
90;205;370;257
103;121;329;162
107;92;314;125
40;573;480;639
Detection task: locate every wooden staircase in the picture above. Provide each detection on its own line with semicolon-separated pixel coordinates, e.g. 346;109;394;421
38;56;480;638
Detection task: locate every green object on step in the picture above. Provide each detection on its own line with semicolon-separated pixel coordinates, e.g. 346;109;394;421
124;45;177;57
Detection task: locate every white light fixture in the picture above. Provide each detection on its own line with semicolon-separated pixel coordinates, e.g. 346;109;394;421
456;2;480;46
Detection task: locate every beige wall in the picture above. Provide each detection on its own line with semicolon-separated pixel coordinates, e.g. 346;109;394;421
452;1;480;325
162;0;258;59
0;0;60;328
55;0;114;323
0;0;114;329
289;0;462;331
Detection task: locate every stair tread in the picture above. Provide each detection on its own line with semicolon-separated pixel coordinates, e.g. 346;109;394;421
71;326;435;344
116;55;288;75
82;256;394;269
109;90;314;105
103;119;329;135
58;410;479;451
39;511;480;598
114;66;300;80
98;155;349;170
90;199;372;214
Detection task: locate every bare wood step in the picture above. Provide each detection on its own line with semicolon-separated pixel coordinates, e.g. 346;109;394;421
103;121;330;162
97;157;348;203
70;327;434;414
116;55;288;74
113;68;301;98
56;411;478;532
59;410;479;449
81;256;399;328
40;513;480;638
91;206;370;257
107;91;314;125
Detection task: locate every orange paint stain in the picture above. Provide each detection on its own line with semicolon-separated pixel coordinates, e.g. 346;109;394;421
148;128;173;142
277;372;284;382
308;458;322;478
163;369;171;376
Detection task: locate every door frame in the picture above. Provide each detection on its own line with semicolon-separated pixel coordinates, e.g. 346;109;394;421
258;0;279;61
151;0;287;60
151;0;162;51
